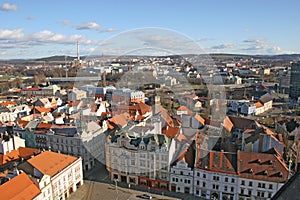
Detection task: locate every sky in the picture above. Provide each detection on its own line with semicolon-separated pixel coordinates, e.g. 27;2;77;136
0;0;299;59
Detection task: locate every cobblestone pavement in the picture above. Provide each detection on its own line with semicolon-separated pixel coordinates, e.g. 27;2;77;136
69;180;180;200
70;160;204;200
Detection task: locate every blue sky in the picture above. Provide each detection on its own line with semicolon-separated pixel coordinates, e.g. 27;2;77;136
0;0;299;59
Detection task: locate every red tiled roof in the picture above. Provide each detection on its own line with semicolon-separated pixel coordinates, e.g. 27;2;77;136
226;116;259;131
34;106;51;113
162;126;180;138
0;150;19;166
177;106;193;115
0;173;41;200
108;112;131;129
134;102;151;115
0;147;40;166
194;114;205;125
18;147;40;159
160;106;174;127
17;120;30;129
22;87;41;91
28;151;78;177
37;123;52;130
255;101;264;108
1;101;17;107
223;116;234;132
195;150;237;174
238;151;288;183
176;132;187;142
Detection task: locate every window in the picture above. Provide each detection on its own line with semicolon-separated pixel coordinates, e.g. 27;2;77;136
213;176;219;181
203;182;206;187
249;181;253;187
197;172;200;176
268;193;272;198
131;160;135;165
258;183;262;188
225;177;228;182
241;188;244;194
224;186;227;191
262;183;266;188
241;180;245;185
180;171;183;175
197;180;200;185
248;190;252;196
203;174;206;179
257;191;261;197
269;184;273;189
231;187;234;192
231;178;235;183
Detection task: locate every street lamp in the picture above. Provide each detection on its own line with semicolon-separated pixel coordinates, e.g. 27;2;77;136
114;178;119;200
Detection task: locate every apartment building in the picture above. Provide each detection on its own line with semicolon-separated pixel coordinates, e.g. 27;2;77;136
105;132;176;190
20;151;83;200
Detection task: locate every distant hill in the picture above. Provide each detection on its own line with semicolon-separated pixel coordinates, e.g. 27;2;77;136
34;55;86;62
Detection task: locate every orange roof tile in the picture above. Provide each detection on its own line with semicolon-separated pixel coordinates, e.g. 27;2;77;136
0;173;41;200
1;101;17;107
255;101;264;108
223;116;234;132
162;126;180;138
134;102;151;115
194;114;205;125
34;106;51;113
18;147;40;159
177;106;193;115
0;150;19;165
0;147;40;166
37;123;52;129
28;151;78;177
176;132;187;142
160;107;174;127
17;120;30;129
22;87;41;91
108;112;131;128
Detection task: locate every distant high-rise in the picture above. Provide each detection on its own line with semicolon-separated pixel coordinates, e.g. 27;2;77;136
289;62;300;100
77;41;80;61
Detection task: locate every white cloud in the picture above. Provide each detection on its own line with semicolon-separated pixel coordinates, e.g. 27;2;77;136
0;29;94;50
0;29;25;39
241;37;292;54
98;28;118;33
211;43;235;49
0;3;18;11
76;22;101;30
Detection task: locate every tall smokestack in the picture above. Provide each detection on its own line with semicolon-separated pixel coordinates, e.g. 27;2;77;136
77;41;80;61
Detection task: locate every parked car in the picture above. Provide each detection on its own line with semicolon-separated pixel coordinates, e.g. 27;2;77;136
137;193;153;199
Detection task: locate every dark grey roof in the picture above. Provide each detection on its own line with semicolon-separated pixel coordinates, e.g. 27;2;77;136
272;170;300;200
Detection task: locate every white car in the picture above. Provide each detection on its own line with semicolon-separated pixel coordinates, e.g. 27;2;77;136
137;193;152;199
